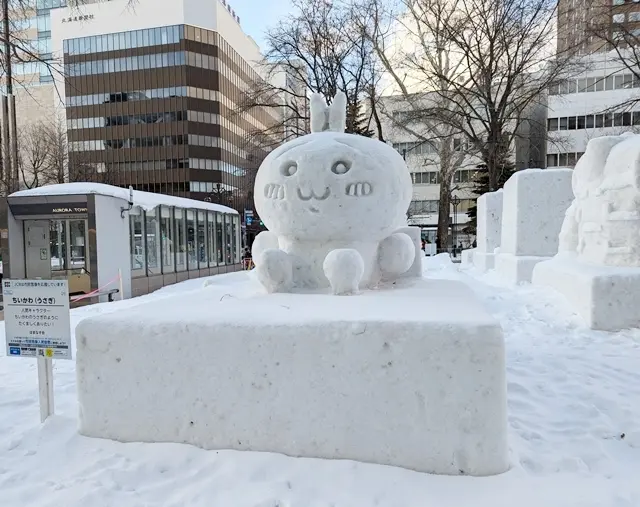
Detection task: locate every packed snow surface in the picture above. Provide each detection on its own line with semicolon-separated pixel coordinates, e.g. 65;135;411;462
1;255;640;506
10;182;237;214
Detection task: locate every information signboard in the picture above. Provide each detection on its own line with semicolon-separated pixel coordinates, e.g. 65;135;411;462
3;279;72;360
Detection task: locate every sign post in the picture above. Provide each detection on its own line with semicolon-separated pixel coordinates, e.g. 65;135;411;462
2;279;72;423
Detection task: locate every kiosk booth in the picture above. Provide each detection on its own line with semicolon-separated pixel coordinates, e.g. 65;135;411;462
0;183;241;302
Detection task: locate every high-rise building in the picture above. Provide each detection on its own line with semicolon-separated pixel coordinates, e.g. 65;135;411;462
556;0;640;55
46;0;278;214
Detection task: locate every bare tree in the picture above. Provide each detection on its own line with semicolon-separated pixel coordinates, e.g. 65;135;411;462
362;0;477;250
237;0;385;150
17;122;50;188
15;116;68;188
367;0;584;193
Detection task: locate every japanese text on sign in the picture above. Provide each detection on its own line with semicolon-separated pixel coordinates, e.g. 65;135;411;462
3;280;72;360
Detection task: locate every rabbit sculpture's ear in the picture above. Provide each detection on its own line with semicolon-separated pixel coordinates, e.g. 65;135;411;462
328;91;347;133
310;93;328;133
309;91;347;133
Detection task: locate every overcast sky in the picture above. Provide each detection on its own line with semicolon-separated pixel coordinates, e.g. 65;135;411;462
229;0;291;50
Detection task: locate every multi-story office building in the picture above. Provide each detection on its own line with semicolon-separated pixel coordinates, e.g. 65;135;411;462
47;0;277;214
557;0;640;55
546;54;640;167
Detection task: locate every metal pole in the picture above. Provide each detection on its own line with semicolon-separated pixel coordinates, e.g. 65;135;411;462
8;94;18;192
1;95;9;192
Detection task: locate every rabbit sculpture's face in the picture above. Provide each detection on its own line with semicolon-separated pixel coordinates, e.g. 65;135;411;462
254;132;412;241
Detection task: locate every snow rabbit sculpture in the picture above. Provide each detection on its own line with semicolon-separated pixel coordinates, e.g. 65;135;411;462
252;91;416;295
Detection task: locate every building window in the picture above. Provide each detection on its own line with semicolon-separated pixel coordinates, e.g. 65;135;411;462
547;153;558;167
146;209;161;275
197;211;208;269
175;208;186;271
630;11;640;21
233;215;241;264
216;213;225;265
224;215;234;264
613;0;624;4
208;211;217;268
613;13;625;22
548;118;558;131
50;220;66;271
559;117;568;130
130;209;145;275
186;210;197;270
160;206;175;273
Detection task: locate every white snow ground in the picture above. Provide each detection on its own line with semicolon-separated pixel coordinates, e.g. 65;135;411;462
1;256;639;507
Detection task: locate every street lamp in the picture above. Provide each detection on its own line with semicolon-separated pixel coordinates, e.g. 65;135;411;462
451;195;461;256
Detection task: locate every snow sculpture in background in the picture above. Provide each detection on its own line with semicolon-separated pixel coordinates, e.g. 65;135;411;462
558;133;640;266
251;92;417;295
533;133;640;330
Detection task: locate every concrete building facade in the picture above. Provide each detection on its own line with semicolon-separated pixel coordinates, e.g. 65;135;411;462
546;53;640;167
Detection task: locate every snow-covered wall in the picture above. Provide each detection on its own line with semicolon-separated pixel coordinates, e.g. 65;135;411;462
94;195;131;300
76;278;509;476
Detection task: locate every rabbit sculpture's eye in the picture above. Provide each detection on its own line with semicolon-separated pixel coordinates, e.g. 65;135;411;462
281;162;298;177
331;161;351;175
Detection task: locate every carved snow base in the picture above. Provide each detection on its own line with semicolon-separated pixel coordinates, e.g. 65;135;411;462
461;248;475;266
473;251;497;272
75;278;508;476
495;252;550;283
533;253;640;331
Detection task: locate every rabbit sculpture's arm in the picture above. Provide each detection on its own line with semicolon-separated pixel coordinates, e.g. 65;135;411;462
377;232;415;278
251;231;293;293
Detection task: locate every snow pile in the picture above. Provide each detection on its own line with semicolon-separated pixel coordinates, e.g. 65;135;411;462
534;134;640;330
10;182;237;214
1;268;640;506
252;92;420;295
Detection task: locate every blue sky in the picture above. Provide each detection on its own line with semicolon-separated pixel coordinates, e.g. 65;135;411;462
230;0;292;50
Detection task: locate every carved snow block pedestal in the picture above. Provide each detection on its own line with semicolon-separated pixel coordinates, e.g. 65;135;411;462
461;248;475;265
533;254;640;331
76;279;508;476
473;190;504;272
495;169;573;283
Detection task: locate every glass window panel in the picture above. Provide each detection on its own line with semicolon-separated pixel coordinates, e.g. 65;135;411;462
50;220;67;271
216;213;225;265
586;77;596;92
595;114;604;127
234;215;241;264
623;112;632;126
559;153;568;166
577;116;586;129
605;76;614;90
559;117;568;130
546;154;557;167
208;212;217;267
146;209;161;275
130;210;145;273
68;220;86;271
595;77;604;92
224;215;233;264
548;118;558;131
614;113;623;126
568;116;577;130
585;115;594;128
175;209;186;270
198;211;208;268
187;210;197;270
615;75;625;89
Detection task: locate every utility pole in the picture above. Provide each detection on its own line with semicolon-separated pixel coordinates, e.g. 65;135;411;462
1;0;19;195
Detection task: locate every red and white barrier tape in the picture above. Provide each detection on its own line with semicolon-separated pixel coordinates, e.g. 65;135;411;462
70;274;121;302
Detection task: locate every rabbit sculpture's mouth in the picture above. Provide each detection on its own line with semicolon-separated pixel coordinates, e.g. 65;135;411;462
296;187;331;201
345;182;373;197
